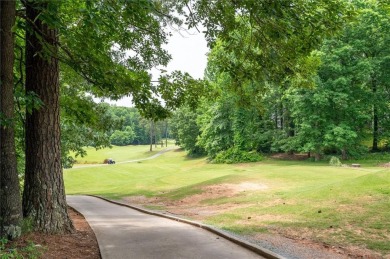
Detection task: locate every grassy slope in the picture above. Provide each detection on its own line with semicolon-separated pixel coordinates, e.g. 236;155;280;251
72;145;166;164
64;146;390;254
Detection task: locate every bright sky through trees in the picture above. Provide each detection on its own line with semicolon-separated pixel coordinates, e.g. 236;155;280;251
109;28;209;107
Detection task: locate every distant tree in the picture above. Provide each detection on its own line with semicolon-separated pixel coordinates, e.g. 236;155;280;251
348;1;390;151
289;1;390;159
110;127;135;146
171;107;204;156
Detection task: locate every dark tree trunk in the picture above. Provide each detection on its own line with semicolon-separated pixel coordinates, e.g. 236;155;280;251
373;108;379;151
154;122;157;148
372;80;379;152
280;104;284;130
0;0;23;239
287;114;295;155
341;149;347;160
23;1;73;233
150;120;153;151
314;152;321;161
165;120;168;147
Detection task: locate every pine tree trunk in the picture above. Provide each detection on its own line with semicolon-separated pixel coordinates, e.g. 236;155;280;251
0;0;23;239
372;80;379;151
150;120;153;151
23;1;73;233
165;121;168;147
373;109;379;151
341;149;347;160
314;152;321;161
154;122;157;148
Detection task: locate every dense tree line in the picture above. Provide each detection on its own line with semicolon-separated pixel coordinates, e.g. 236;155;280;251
107;105;170;146
171;1;390;163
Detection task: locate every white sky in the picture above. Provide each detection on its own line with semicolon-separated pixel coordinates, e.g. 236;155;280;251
108;28;209;107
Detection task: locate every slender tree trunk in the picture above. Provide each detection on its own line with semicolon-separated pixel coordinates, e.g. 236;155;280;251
23;1;73;233
154;122;157;148
314;151;321;161
165;121;168;147
372;79;379;152
280;104;284;130
149;120;153;151
287;113;295;155
341;149;347;160
373;108;379;151
0;0;22;239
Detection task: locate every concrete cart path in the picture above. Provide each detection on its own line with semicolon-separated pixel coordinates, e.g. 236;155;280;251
67;195;264;259
70;147;176;170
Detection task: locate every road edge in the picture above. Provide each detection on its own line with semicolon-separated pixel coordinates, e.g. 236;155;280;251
88;195;285;259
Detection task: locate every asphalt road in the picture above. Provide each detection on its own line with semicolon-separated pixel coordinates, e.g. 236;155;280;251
67;195;264;259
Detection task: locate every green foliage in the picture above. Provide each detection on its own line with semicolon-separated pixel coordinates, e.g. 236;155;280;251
183;0;354;87
110;127;135;146
170;107;204;156
60;84;118;167
0;237;42;259
329;156;342;166
57;1;205;119
197;99;234;158
108;106;153;145
213;148;262;164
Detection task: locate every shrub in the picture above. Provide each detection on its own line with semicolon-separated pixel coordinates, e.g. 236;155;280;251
329;156;342;166
214;148;262;164
110;129;135;146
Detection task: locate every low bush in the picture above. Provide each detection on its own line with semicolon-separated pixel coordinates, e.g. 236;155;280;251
329;156;342;166
213;148;262;164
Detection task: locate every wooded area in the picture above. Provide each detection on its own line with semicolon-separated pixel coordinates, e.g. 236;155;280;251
1;0;388;245
171;1;390;163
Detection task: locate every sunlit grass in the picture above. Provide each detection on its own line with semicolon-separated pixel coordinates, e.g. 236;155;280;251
64;147;390;255
72;144;170;164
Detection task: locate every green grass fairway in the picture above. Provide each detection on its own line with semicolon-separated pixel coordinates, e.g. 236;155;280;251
72;145;169;164
65;147;390;255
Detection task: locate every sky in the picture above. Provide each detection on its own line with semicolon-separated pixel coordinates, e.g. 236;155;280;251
107;28;209;107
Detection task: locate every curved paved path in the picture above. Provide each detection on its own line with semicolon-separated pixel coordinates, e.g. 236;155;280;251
67;195;264;259
70;147;175;169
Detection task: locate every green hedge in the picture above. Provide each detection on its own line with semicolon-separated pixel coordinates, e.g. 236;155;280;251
214;148;262;164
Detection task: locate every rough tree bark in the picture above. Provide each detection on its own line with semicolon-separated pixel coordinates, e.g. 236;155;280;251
0;0;23;239
23;0;73;233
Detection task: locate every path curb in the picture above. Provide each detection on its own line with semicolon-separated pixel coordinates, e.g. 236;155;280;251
88;195;285;259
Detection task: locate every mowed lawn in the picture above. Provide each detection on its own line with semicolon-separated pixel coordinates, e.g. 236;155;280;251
64;146;390;255
71;145;168;165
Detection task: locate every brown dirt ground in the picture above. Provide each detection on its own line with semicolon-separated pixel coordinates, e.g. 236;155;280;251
6;207;100;259
379;162;390;167
121;183;388;259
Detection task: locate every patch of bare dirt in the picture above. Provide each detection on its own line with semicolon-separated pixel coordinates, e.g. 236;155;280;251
122;182;267;219
6;207;100;259
121;181;389;259
378;162;390;167
253;232;387;259
261;227;387;259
